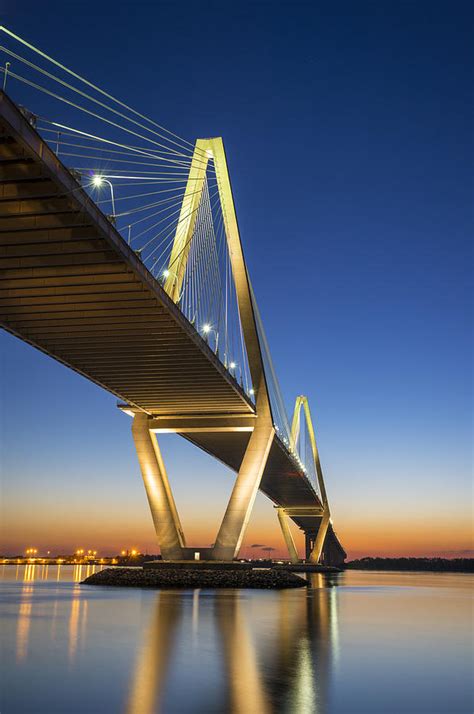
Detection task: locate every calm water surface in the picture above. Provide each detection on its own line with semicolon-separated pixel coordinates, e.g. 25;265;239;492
0;565;472;713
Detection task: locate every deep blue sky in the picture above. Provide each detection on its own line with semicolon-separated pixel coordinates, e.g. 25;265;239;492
1;1;472;556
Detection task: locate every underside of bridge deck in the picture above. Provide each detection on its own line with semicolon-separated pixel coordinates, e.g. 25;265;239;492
0;91;254;416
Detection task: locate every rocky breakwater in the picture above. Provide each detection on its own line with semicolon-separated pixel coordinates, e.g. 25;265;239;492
83;567;307;589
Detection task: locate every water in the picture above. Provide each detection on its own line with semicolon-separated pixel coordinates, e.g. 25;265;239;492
1;565;472;713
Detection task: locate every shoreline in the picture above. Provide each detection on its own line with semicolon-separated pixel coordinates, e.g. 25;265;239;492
345;557;473;573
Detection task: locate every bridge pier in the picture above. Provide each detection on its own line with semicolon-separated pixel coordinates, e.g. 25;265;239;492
302;512;330;563
212;390;274;561
304;518;346;566
305;532;315;561
307;510;330;563
130;396;274;563
276;508;299;564
131;413;186;560
129;407;344;565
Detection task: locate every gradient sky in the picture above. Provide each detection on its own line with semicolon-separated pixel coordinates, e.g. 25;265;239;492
1;0;472;559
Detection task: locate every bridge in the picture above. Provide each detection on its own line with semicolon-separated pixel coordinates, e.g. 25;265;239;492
0;29;345;565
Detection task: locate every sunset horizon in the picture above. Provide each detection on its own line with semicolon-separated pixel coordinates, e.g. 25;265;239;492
1;3;472;713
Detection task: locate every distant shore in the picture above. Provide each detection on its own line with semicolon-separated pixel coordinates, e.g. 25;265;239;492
345;557;473;573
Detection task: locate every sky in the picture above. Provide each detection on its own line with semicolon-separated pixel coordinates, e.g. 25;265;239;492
1;0;472;559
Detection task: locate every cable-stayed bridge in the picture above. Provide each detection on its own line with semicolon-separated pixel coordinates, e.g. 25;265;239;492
0;28;345;565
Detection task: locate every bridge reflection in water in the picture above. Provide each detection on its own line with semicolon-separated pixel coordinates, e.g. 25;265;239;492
126;576;339;714
4;566;471;713
9;565;339;710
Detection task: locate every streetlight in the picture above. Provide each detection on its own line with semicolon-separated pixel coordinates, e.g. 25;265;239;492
201;324;219;354
91;175;115;217
161;268;176;285
228;360;240;381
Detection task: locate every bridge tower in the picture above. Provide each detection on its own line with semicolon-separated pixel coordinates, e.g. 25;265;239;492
130;137;275;562
129;138;338;564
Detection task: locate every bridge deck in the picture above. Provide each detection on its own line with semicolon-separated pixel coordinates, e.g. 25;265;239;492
0;91;331;532
0;91;254;416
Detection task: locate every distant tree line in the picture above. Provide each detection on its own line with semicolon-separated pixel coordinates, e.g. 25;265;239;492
345;557;473;572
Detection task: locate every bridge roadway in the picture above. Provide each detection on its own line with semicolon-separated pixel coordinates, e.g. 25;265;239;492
0;91;344;560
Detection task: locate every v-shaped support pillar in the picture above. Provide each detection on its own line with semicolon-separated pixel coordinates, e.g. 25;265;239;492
131;393;274;562
132;135;275;561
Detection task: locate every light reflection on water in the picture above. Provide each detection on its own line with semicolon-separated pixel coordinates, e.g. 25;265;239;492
1;565;472;713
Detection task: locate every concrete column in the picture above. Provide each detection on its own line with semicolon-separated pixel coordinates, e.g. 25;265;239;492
212;389;274;561
277;508;299;564
308;510;330;564
132;412;185;560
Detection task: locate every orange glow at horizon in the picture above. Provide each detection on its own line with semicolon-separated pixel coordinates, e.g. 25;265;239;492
2;490;472;560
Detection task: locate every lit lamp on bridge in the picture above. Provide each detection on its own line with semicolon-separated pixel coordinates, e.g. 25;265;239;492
228;360;242;385
161;268;180;291
162;268;175;284
202;323;219;355
91;174;116;220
